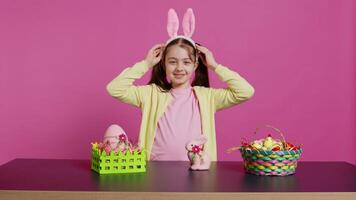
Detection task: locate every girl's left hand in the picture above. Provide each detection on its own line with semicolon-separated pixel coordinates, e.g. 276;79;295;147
196;44;219;70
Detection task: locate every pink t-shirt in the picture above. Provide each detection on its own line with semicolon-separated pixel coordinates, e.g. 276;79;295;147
150;86;203;161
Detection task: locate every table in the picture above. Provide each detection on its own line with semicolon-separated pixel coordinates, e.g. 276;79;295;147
0;159;355;200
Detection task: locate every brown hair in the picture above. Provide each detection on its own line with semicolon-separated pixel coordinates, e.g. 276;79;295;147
148;38;210;92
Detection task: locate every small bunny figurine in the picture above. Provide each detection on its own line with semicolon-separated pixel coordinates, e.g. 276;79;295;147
185;135;211;171
102;124;128;154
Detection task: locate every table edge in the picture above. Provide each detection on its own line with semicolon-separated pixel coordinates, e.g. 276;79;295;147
1;190;356;200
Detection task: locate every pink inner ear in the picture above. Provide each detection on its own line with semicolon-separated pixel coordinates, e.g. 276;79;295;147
182;8;195;37
167;8;179;37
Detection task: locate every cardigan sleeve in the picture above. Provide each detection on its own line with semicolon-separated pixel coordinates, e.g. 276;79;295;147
211;64;255;111
106;60;151;108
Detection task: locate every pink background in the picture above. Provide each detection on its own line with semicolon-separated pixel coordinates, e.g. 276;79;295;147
0;0;355;165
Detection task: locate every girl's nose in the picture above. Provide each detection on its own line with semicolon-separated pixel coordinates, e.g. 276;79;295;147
176;64;184;71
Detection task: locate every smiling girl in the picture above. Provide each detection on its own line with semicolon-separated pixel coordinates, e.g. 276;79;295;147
106;9;254;161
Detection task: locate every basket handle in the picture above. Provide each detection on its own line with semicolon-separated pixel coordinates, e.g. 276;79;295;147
253;124;286;144
225;125;287;154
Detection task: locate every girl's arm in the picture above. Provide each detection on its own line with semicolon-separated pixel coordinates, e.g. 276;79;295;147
211;64;255;111
106;44;165;107
195;44;254;111
106;60;150;108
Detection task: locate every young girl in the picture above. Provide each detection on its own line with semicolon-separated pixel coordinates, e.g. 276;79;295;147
106;9;254;161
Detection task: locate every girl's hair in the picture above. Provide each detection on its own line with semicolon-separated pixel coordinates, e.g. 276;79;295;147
148;38;210;92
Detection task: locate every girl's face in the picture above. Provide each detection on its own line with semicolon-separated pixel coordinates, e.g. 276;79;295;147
164;45;198;89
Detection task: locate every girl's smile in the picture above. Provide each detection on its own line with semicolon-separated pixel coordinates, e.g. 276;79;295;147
173;73;186;78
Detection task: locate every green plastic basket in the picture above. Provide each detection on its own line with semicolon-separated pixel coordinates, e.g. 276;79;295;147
91;143;147;174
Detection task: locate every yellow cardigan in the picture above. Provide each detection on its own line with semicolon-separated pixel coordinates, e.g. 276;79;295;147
106;60;255;161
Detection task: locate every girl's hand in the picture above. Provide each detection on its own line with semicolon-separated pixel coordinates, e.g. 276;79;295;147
145;43;165;68
196;44;219;70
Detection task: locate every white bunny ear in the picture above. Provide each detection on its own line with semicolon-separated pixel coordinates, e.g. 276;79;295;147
167;8;179;38
196;135;207;145
182;8;195;37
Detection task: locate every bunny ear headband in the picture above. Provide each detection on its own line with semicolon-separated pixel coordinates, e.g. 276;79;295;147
166;8;196;47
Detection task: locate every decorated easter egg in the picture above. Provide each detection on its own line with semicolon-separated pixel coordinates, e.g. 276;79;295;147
252;142;263;149
263;135;275;149
103;124;127;150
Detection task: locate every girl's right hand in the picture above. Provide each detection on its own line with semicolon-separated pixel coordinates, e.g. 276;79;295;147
145;43;165;68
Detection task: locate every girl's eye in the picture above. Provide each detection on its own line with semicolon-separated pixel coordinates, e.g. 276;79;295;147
169;61;176;64
184;62;191;64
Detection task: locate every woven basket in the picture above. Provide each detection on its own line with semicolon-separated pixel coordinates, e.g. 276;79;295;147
229;125;302;176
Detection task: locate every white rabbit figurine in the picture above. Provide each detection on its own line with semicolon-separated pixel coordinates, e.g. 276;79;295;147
102;124;128;154
185;135;211;170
